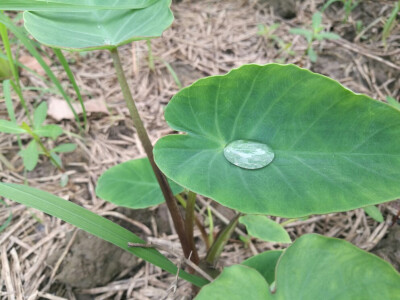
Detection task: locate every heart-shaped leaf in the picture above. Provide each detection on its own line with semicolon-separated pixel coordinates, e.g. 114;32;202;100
239;215;291;243
196;234;400;299
154;64;400;217
22;0;173;51
96;158;184;209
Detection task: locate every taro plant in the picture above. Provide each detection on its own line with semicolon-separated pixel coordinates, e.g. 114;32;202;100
290;12;340;62
0;1;400;299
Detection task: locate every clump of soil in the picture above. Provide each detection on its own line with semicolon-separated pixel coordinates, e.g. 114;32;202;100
47;230;139;289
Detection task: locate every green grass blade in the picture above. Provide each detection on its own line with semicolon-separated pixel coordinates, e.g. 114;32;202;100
0;183;208;287
3;80;16;122
53;48;87;129
3;79;23;149
0;17;32;123
0;14;84;132
161;59;182;89
382;1;399;46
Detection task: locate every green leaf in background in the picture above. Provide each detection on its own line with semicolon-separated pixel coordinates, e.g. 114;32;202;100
96;158;184;209
0;0;160;11
33;101;47;129
34;124;63;140
363;205;384;222
19;140;39;171
312;12;322;31
0;183;208;287
307;47;317;62
50;152;62;168
316;32;340;40
289;28;312;42
0;120;26;134
195;265;271;300
154;64;400;218
239;215;291;243
22;0;173;51
196;234;400;299
51;143;77;153
242;250;283;285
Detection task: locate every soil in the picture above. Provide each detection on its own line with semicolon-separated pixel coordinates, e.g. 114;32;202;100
1;0;399;299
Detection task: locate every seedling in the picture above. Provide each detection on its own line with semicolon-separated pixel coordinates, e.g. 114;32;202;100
0;101;76;172
257;23;294;59
0;1;399;298
290;12;340;62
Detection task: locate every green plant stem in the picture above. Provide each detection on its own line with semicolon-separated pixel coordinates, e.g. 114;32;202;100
175;193;210;249
185;191;200;264
205;213;241;267
109;47;193;261
53;48;87;130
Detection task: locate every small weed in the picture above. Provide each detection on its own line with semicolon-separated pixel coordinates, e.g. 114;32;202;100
290;12;340;62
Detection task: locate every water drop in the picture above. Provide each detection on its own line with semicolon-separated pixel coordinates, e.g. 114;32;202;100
103;39;111;45
223;140;274;170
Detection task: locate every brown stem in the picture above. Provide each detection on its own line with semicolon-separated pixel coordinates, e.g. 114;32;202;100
109;47;193;260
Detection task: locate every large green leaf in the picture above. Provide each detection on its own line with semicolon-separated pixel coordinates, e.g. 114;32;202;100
239;215;291;243
0;183;208;287
0;0;159;11
22;0;173;51
196;234;400;299
154;64;400;217
96;158;184;209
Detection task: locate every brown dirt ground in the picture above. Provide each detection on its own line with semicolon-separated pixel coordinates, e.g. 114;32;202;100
1;0;400;299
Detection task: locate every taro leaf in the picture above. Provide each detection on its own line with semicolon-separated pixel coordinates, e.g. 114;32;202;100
19;140;39;171
33;102;47;129
0;183;207;287
195;265;271;300
22;0;173;51
239;215;291;243
241;250;283;285
96;158;184;209
154;64;400;217
0;0;160;11
273;234;400;299
196;234;400;299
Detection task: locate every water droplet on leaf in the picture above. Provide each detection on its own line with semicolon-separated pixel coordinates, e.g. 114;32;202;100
224;140;274;170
